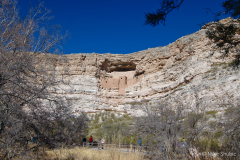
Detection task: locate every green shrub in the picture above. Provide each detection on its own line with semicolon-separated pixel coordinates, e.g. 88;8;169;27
210;139;220;152
214;131;223;138
195;137;220;152
206;110;218;117
206;110;218;115
184;112;204;128
88;113;134;144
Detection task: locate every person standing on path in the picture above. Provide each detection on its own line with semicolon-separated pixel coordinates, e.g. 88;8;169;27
138;138;142;151
181;138;187;148
82;137;86;146
101;138;105;149
89;135;93;146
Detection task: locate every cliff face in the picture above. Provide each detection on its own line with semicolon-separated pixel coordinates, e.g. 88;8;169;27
39;19;240;116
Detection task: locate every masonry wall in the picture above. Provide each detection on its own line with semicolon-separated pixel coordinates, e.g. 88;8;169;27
100;77;119;88
118;76;127;95
100;71;144;95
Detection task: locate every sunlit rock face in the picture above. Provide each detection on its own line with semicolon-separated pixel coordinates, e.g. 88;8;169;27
39;19;240;116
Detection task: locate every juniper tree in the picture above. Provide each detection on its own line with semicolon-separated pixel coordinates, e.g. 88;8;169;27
145;0;240;26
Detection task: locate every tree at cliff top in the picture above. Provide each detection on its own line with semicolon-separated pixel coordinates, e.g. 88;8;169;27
144;0;184;26
144;0;240;26
0;0;87;159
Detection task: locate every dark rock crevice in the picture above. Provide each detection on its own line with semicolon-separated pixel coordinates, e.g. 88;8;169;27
100;59;136;72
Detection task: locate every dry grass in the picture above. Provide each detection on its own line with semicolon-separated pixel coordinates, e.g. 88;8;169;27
44;147;146;160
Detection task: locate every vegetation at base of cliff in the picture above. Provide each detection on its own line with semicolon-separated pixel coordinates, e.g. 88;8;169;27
87;112;137;145
127;99;239;159
85;98;239;159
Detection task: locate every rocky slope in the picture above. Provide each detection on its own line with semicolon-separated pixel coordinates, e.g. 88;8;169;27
38;18;240;116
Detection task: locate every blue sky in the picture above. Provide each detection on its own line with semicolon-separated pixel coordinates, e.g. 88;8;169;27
18;0;229;54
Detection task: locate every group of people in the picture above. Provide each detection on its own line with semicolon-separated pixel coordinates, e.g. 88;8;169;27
82;135;95;143
82;136;187;150
82;135;105;149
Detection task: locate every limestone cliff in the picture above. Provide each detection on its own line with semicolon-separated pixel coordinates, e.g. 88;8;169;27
38;18;240;116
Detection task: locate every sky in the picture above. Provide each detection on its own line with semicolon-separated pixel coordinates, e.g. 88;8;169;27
18;0;229;54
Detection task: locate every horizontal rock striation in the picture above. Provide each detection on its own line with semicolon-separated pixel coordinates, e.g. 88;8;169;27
38;19;240;116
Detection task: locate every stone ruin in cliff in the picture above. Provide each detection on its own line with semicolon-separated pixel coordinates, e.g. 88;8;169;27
99;60;143;95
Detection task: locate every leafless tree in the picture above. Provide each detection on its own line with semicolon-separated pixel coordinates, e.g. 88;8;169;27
134;99;192;160
0;0;87;159
135;86;240;160
214;90;240;160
